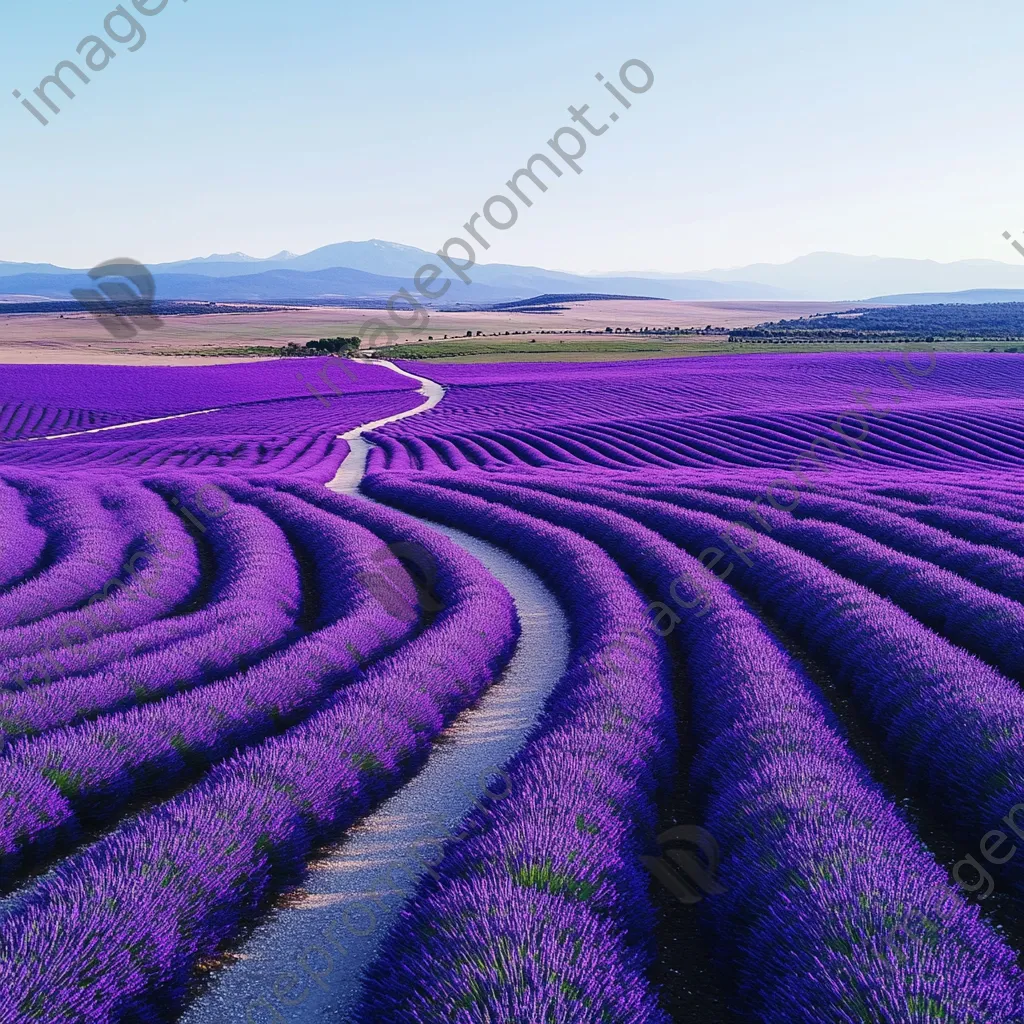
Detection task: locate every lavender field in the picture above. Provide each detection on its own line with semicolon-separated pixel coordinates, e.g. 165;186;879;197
0;350;1023;1023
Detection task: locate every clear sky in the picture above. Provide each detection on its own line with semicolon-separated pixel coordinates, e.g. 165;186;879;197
2;0;1021;272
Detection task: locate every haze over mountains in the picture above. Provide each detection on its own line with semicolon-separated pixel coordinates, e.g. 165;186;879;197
2;241;1024;305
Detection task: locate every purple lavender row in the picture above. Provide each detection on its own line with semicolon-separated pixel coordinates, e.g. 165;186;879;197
360;473;675;1024
863;479;1024;521
413;471;1024;1021
0;403;123;441
364;433;410;473
0;604;288;741
0;475;270;693
602;480;1024;682
0;358;419;427
0;479;200;669
0;388;427;483
0;481;302;738
0;488;415;890
663;475;1024;605
110;389;425;443
814;479;1024;557
934;480;1024;515
0;475;138;629
530;480;1024;904
0;495;516;1023
374;400;1024;474
0;433;343;483
0;479;45;592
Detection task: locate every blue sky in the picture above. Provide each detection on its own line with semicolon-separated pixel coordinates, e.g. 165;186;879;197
2;0;1022;272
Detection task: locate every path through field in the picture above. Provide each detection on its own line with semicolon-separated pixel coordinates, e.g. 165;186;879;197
9;406;221;442
182;360;571;1023
328;359;445;495
6;352;1024;1023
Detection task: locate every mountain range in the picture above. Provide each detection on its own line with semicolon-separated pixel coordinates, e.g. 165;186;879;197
2;241;1024;305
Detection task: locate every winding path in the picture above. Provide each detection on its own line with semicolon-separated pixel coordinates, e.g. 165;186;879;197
4;356;432;448
4;355;434;447
182;359;571;1024
328;359;445;495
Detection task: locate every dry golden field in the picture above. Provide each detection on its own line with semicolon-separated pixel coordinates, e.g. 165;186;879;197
0;299;860;364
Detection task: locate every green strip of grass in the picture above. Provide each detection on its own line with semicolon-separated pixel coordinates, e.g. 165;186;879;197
378;337;1024;363
155;337;1024;364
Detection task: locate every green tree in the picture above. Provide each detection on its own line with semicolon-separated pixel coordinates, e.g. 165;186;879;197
304;336;361;355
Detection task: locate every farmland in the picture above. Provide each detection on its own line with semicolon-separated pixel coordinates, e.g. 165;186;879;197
0;299;858;364
0;350;1022;1022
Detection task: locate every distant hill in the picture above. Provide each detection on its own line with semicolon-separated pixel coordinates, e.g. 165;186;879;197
441;293;662;313
641;252;1024;301
866;289;1024;305
0;241;782;305
4;242;1024;303
0;266;511;305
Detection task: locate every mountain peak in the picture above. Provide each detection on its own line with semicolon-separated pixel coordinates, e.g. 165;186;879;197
184;251;261;264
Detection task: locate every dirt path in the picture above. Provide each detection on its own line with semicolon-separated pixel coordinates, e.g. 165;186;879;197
328;358;445;494
182;360;570;1024
4;406;221;443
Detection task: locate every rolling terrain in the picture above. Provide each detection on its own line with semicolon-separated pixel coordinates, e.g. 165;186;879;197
0;352;1021;1021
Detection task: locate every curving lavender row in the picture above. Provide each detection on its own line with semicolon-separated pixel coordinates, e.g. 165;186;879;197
379;353;1024;473
863;479;1024;522
360;474;675;1023
381;472;1024;1021
0;474;299;694
814;479;1024;558
0;480;201;675
0;358;422;437
0;487;431;890
0;480;46;592
601;479;1024;682
0;477;138;630
0;490;516;1024
368;353;1024;476
667;474;1024;605
0;392;429;483
0;605;288;742
0;481;309;739
505;478;1024;905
